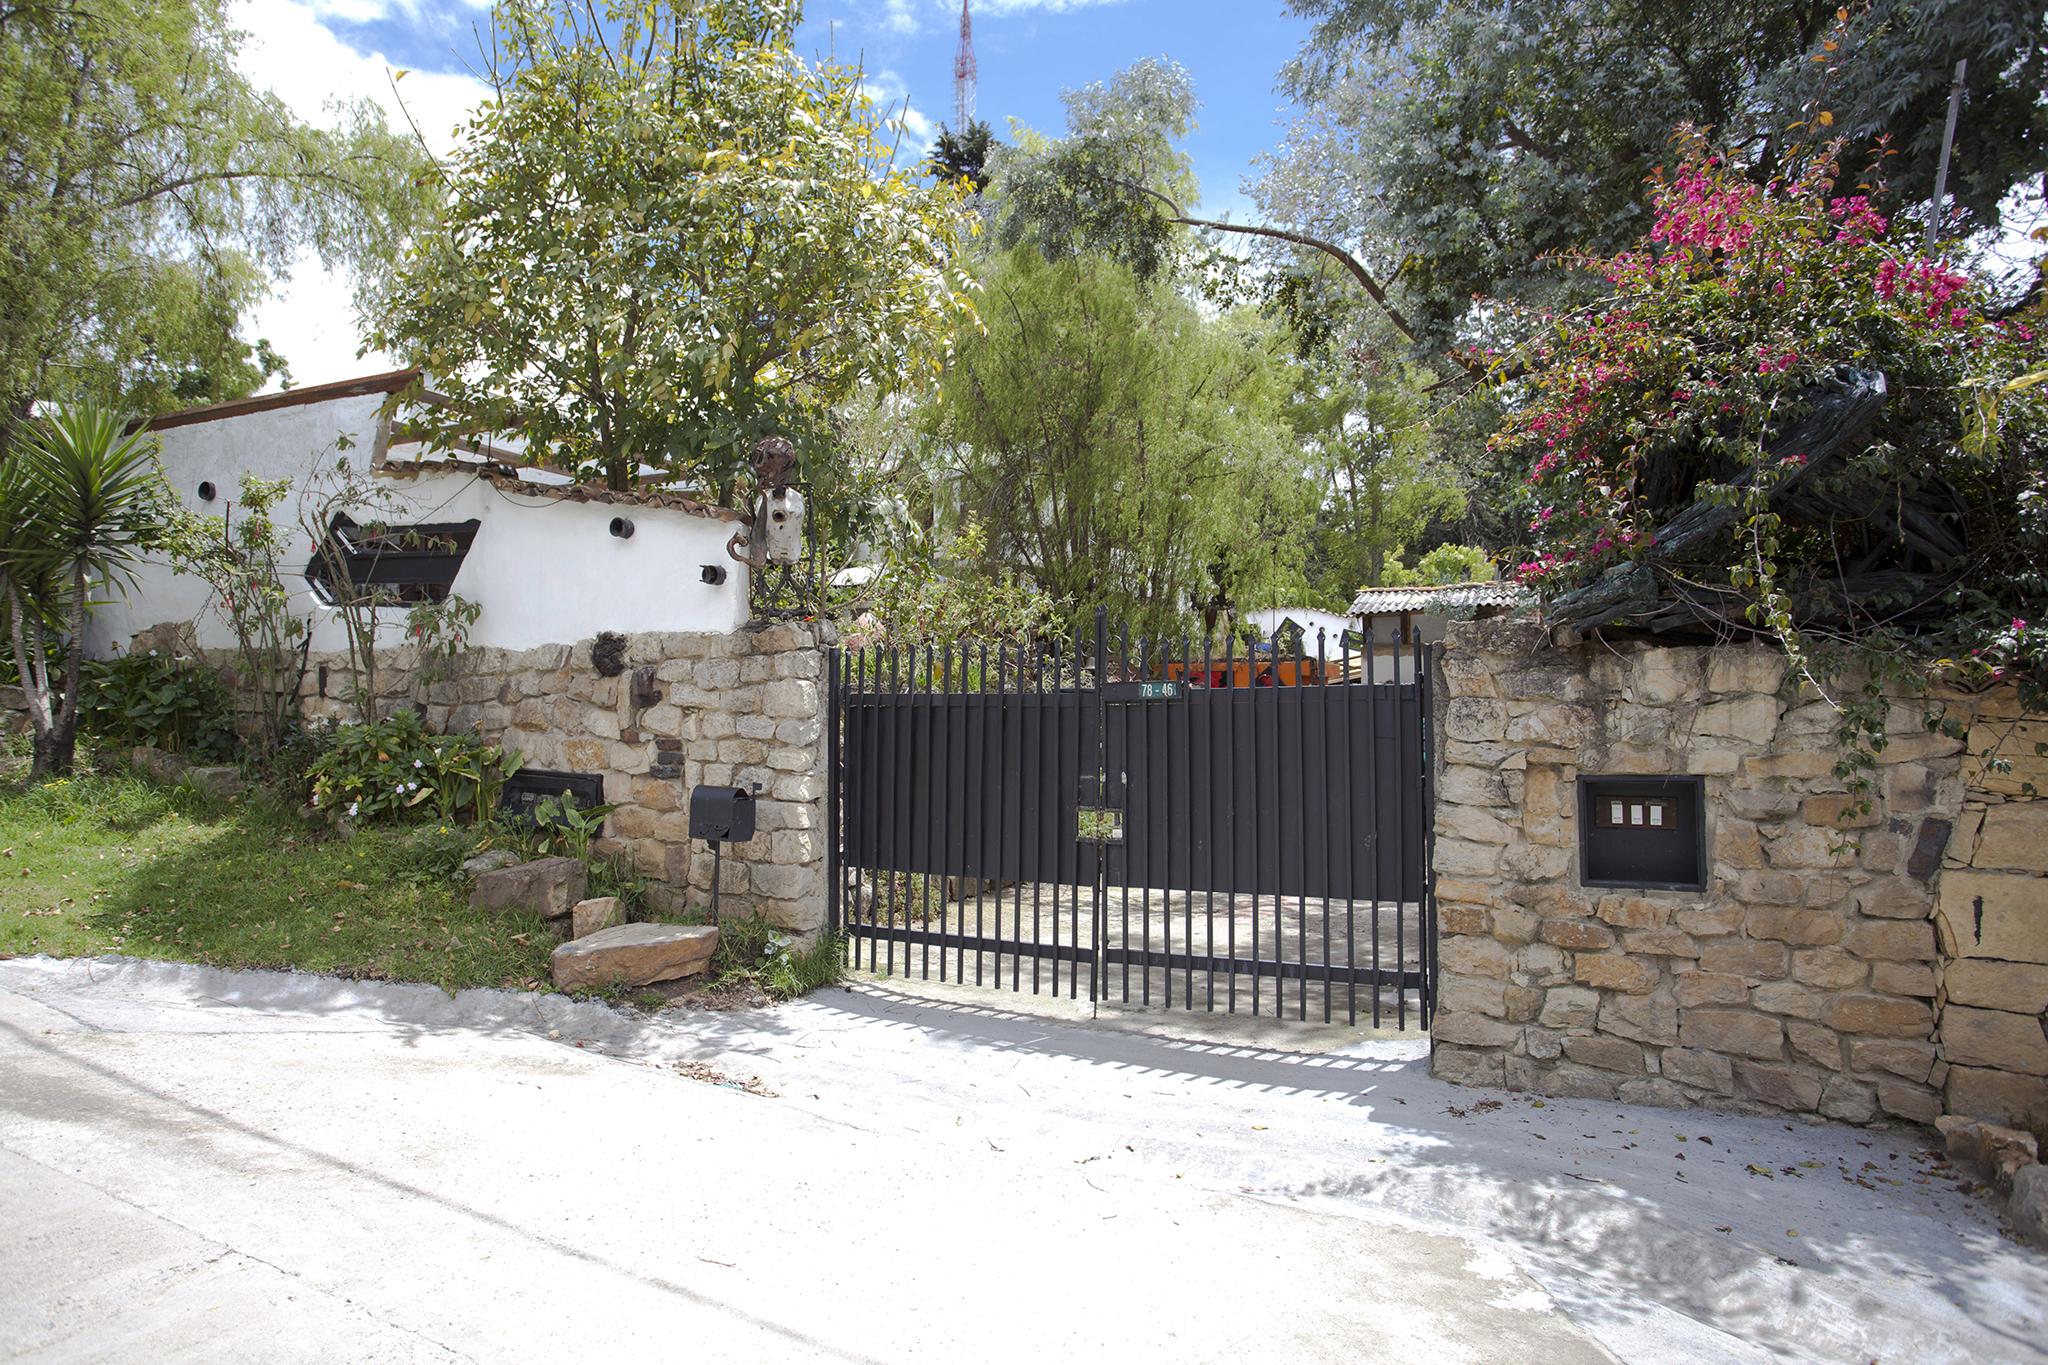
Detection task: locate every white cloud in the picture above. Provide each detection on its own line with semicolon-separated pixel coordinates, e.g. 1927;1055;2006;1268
862;68;939;152
229;1;488;387
231;0;485;158
883;0;919;34
870;0;1131;37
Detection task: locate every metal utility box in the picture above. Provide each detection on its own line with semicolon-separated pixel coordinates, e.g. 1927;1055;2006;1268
1578;776;1706;891
689;785;756;843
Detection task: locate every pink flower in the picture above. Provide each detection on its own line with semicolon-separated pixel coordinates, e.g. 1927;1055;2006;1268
1828;195;1889;243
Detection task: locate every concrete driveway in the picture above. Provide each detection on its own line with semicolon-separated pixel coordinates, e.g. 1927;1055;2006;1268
1;956;2041;1364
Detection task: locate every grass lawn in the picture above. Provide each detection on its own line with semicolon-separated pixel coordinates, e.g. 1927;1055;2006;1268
0;770;556;993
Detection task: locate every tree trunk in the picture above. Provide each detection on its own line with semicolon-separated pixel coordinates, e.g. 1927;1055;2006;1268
34;563;91;777
7;581;60;778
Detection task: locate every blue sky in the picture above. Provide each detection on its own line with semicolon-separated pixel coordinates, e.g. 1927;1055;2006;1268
280;0;1311;214
797;0;1312;217
235;0;1314;383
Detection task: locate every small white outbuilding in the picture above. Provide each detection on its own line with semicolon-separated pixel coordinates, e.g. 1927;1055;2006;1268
89;369;752;658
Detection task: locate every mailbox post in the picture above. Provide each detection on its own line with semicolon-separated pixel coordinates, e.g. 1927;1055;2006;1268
688;784;758;917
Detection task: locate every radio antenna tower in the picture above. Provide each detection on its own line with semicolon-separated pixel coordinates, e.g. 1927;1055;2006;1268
953;0;977;130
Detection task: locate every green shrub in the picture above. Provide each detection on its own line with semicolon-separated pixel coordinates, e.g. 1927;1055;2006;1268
709;913;845;1000
523;790;615;862
586;851;649;918
306;709;521;825
262;719;340;794
388;823;488;885
79;651;238;762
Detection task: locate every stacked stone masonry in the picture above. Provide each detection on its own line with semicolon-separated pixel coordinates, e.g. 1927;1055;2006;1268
1433;618;2048;1135
1937;694;2048;1135
125;620;832;938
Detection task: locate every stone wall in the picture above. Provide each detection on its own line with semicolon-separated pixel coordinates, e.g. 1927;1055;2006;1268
135;620;831;936
1431;618;1981;1126
1936;697;2048;1134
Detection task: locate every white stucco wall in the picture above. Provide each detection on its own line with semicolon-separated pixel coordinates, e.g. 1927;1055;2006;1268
87;390;750;656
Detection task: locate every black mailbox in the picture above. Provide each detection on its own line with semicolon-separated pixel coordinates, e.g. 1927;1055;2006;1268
1578;776;1705;891
689;785;756;843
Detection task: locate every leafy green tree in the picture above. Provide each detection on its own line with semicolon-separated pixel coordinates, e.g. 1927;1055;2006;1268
1274;0;2048;349
1382;543;1495;587
1290;366;1466;601
0;401;173;776
930;120;996;192
929;245;1309;638
373;0;977;496
0;0;428;437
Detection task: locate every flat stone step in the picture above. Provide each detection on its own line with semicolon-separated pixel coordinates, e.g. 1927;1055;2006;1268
551;923;719;990
472;856;587;919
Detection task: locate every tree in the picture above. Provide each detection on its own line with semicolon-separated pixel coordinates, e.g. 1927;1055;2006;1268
930;120;996;192
1273;0;2048;350
373;0;977;497
929;246;1309;638
0;401;172;776
0;0;428;437
1289;365;1465;601
1382;543;1495;587
164;473;309;757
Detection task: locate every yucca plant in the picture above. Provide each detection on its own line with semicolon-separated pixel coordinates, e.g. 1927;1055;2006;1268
0;401;173;776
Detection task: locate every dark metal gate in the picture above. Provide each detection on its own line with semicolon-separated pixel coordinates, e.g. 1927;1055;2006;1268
826;611;1437;1027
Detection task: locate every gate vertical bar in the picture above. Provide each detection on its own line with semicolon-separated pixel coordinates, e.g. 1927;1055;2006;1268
860;650;876;970
1091;608;1108;1003
1024;642;1040;994
1318;629;1332;1023
1249;627;1263;1016
921;643;935;980
1201;630;1217;1011
894;646;913;978
1030;642;1046;994
1137;636;1152;1006
1365;625;1380;1025
1163;634;1179;1010
999;642;1015;994
1180;634;1194;1010
1117;624;1133;1003
1267;630;1283;1018
1394;622;1408;1030
940;641;954;982
1341;633;1357;1025
1295;629;1310;1021
1072;615;1090;999
974;641;989;986
1224;630;1239;1014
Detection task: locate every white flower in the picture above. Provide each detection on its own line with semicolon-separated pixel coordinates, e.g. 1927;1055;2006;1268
347;802;359;816
407;780;418;792
413;758;423;768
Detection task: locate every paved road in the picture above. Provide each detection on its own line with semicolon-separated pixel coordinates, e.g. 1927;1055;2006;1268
1;956;2042;1364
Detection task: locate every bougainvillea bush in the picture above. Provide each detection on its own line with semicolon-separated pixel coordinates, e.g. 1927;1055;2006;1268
1491;131;2048;704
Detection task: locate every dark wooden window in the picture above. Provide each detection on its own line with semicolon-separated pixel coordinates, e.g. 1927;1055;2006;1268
305;514;479;606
